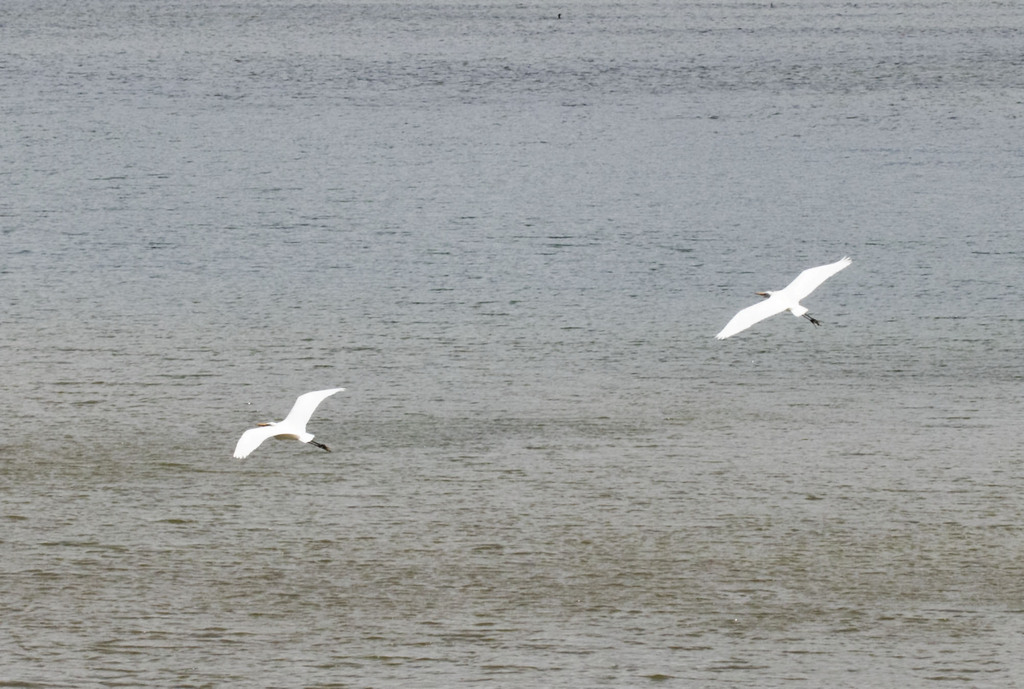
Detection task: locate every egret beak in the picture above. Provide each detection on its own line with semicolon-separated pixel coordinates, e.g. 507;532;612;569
256;422;272;427
755;292;770;298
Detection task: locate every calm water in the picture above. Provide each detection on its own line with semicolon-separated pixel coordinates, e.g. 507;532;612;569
2;1;1023;686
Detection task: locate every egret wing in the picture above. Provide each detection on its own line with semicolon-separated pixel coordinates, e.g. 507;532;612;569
233;425;281;459
715;297;789;339
281;388;344;431
779;256;851;301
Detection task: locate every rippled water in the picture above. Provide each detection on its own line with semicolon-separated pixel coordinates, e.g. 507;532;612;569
3;1;1023;686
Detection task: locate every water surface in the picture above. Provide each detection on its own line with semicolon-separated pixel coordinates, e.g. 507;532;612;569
2;1;1022;686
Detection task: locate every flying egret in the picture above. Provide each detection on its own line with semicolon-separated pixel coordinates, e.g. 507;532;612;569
233;388;344;459
715;257;852;340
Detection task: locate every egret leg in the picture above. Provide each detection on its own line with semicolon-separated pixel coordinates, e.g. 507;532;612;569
803;313;822;327
309;440;331;452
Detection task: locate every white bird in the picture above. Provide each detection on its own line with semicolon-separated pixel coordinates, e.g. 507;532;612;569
233;388;344;459
715;257;852;340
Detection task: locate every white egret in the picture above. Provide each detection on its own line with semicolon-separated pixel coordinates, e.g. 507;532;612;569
715;257;852;340
233;388;344;459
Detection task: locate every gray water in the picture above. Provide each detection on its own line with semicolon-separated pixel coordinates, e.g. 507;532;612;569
2;0;1023;686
